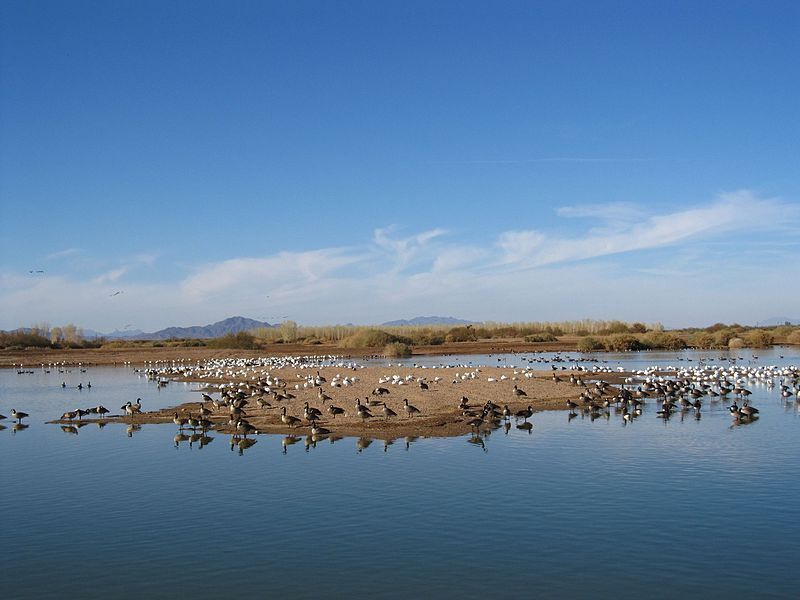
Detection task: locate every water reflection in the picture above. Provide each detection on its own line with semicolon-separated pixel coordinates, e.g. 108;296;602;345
467;435;487;451
281;435;301;454
356;437;373;453
126;424;141;438
12;423;29;433
516;422;533;433
61;425;79;435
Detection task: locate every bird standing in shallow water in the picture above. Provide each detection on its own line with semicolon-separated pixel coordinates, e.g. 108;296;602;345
515;405;533;422
11;409;28;423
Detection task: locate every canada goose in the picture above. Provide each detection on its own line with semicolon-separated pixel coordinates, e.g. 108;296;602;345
372;387;390;396
317;389;332;404
201;393;214;404
95;405;109;418
502;405;512;420
466;416;484;432
187;415;200;430
403;399;420;418
236;420;258;437
515;405;533;421
513;385;527;397
303;402;322;422
311;423;331;436
173;412;188;429
328;404;345;419
382;403;397;420
419;381;429;390
739;402;759;418
353;399;372;420
10;409;28;422
61;410;78;421
197;417;214;431
281;407;301;428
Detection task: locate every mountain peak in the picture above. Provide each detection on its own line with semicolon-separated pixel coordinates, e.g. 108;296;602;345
381;316;475;327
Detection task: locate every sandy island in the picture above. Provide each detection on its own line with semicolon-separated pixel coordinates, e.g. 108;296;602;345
46;362;625;439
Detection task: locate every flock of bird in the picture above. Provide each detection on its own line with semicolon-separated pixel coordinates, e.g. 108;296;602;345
3;355;799;446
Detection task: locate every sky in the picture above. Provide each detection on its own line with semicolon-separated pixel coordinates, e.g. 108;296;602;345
1;0;799;332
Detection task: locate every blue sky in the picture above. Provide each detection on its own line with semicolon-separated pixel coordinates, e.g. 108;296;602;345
1;0;798;331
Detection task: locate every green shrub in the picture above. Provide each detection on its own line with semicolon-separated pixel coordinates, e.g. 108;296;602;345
444;326;478;343
691;332;717;349
342;329;410;348
603;334;645;352
383;342;412;357
207;332;256;349
743;329;774;348
577;336;604;351
643;332;687;350
525;332;558;343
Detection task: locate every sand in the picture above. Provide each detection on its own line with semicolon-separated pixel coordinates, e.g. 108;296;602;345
47;364;623;439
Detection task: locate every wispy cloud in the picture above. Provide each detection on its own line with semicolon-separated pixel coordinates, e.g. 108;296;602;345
556;202;645;222
373;226;447;271
1;190;797;330
92;267;128;284
498;190;794;267
45;248;82;260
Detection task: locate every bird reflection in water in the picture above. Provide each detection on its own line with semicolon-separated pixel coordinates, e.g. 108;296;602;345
282;435;301;454
516;422;533;434
229;435;257;455
467;435;487;452
174;433;190;448
126;424;141;438
383;439;394;452
405;436;418;451
61;425;79;435
12;423;30;434
503;421;511;435
356;437;373;453
730;414;759;429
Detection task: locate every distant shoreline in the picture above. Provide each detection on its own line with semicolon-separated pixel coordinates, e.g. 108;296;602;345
0;339;578;368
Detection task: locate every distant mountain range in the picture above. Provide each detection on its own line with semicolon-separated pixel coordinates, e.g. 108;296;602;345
81;315;473;339
381;316;475;327
85;316;276;340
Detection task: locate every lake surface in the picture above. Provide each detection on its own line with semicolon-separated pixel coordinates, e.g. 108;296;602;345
2;349;799;599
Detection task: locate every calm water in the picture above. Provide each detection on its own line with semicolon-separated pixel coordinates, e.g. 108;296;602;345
1;350;799;599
